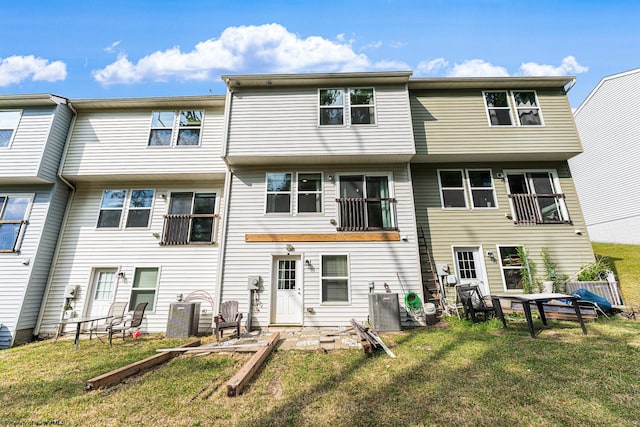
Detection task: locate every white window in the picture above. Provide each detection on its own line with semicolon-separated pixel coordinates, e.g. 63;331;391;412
337;174;396;231
128;267;159;311
163;192;218;244
0;110;22;148
484;91;543;127
319;88;376;126
505;171;569;224
148;110;203;147
321;255;350;303
438;170;467;208
438;169;497;210
97;189;155;229
266;173;292;213
297;173;322;213
513;91;543;126
498;246;523;290
0;195;31;252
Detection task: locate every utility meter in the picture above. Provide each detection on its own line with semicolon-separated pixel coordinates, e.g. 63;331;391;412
247;275;261;290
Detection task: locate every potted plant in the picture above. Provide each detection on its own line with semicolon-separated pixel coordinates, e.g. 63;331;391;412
541;247;556;293
62;302;73;319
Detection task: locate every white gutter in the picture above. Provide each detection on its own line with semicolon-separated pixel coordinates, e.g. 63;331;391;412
34;102;77;335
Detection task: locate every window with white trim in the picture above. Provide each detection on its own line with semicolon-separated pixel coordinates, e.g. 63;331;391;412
0;110;22;148
297;173;322;213
484;91;543;127
498;246;523;290
97;189;155;229
265;173;292;213
319;88;376;126
438;169;496;209
321;255;349;303
163;192;218;244
128;267;158;311
337;174;396;231
148;110;203;146
0;195;31;252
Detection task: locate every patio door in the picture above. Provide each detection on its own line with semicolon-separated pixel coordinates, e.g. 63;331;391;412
272;256;303;324
87;269;117;317
453;247;489;296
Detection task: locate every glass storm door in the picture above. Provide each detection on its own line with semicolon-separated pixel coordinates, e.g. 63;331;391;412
272;257;303;324
88;269;117;317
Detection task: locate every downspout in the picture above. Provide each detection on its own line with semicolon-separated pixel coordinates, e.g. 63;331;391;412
214;86;234;316
34;101;77;335
564;78;576;94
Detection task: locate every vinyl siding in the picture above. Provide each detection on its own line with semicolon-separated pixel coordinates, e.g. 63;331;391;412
37;104;74;182
0;185;58;348
38;181;225;336
0;107;56;183
570;69;640;243
411;161;594;296
62;108;226;180
411;88;582;160
220;164;423;327
226;86;415;161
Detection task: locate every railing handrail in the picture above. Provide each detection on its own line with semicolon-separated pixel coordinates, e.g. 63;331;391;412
160;213;218;245
508;193;570;225
335;197;397;231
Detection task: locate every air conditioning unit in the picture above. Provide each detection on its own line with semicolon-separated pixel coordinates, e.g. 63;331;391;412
368;293;401;332
166;302;201;338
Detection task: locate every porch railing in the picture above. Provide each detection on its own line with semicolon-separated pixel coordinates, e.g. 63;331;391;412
160;214;219;245
335;198;397;231
508;193;570;225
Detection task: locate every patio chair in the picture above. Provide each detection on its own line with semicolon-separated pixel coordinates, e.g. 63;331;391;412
215;301;243;342
456;284;497;323
108;302;148;346
89;301;128;341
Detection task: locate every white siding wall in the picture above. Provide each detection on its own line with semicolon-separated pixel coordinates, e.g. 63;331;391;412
39;180;225;336
571;70;640;244
62;108;227;178
0;186;55;348
0;108;55;182
38;104;74;181
226;86;415;158
220;164;422;327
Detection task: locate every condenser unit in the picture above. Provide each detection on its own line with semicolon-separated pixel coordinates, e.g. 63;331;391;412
368;293;401;332
166;302;201;338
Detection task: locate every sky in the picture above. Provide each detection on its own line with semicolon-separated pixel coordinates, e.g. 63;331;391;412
1;0;638;108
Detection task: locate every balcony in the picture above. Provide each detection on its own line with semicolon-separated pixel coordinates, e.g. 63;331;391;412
336;198;397;231
160;214;219;245
508;193;570;225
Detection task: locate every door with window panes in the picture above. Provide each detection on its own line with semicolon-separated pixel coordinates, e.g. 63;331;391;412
454;247;489;296
87;269;117;318
272;256;303;324
165;192;216;244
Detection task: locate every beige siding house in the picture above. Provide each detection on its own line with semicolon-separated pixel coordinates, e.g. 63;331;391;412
220;72;425;328
37;96;228;337
0;94;74;348
409;77;594;299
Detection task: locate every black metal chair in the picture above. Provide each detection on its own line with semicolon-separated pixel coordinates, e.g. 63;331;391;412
108;302;148;345
456;284;497;323
214;301;243;342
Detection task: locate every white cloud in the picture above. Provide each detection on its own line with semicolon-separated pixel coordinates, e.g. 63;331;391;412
372;59;411;70
361;41;383;50
519;56;588;76
416;58;448;75
0;55;67;86
448;59;509;77
93;23;374;85
104;40;122;53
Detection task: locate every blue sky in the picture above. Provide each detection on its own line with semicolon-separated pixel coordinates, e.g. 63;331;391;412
1;0;638;108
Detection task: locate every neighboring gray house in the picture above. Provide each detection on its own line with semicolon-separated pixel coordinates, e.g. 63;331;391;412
0;94;74;348
570;69;640;244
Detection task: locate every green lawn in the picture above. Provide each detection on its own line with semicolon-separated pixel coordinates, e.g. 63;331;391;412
1;318;639;426
592;242;640;308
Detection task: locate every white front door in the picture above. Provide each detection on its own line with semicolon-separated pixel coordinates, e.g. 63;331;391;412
87;269;117;317
453;247;490;296
272;256;303;324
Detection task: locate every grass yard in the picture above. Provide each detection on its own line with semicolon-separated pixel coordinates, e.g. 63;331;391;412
1;318;639;426
592;242;640;308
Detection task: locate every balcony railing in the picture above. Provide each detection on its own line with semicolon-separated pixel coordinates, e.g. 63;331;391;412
160;214;219;245
508;193;570;225
336;198;397;231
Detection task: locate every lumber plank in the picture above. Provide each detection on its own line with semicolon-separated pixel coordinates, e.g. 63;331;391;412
226;332;280;397
86;340;201;390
